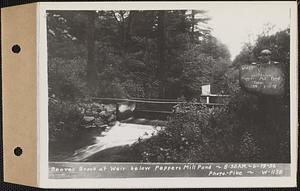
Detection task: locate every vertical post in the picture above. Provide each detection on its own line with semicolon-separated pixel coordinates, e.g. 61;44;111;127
116;103;119;121
206;96;210;104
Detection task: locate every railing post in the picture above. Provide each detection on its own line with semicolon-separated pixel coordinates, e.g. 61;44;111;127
116;103;119;121
206;96;210;104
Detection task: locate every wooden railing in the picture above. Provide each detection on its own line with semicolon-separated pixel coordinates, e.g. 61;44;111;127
91;95;229;120
91;97;228;106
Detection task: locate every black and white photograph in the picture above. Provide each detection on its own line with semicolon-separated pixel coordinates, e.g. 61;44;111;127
45;2;296;181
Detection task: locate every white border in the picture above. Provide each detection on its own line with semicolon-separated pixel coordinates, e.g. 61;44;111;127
37;1;298;188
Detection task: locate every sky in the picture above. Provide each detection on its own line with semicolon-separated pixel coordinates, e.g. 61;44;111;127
201;3;291;60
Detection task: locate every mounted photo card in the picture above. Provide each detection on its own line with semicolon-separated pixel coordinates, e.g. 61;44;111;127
1;1;298;188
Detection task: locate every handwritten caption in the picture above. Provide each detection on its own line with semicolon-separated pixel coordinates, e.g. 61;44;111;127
49;163;290;179
239;64;285;95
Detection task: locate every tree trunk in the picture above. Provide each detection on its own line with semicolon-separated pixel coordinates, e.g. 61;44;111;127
157;10;167;98
119;11;126;47
125;11;134;46
86;11;97;90
191;10;195;43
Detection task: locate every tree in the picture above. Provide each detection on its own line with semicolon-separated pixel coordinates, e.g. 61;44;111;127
187;10;210;43
47;9;228;99
157;10;168;98
228;28;291;162
86;11;97;89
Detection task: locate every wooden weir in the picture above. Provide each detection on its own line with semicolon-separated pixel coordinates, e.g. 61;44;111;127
91;95;229;120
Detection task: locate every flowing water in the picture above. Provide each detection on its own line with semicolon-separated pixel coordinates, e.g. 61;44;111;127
69;121;160;162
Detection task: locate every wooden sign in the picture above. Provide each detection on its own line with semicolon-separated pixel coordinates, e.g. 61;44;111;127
201;84;211;95
239;64;285;95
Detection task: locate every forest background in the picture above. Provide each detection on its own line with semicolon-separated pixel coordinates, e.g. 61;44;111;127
47;10;290;163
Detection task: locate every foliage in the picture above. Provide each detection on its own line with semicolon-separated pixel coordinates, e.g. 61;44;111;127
48;57;87;100
253;29;290;64
48;98;84;144
47;9;290;163
226;28;291;162
180;38;231;97
132;27;291;163
47;10;231;99
232;29;290;68
226;87;290;162
238;132;262;162
133;100;236;162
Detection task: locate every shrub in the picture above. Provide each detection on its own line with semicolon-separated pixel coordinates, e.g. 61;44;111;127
48;98;84;145
133;99;236;162
226;80;290;162
238;131;262;162
133;85;290;163
48;57;87;100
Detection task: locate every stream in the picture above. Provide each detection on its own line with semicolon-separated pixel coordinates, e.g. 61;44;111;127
68;120;161;162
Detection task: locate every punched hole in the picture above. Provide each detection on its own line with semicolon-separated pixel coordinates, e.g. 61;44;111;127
14;147;23;156
11;44;21;54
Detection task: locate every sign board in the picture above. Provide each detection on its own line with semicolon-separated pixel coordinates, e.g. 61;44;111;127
239;64;285;95
201;84;211;95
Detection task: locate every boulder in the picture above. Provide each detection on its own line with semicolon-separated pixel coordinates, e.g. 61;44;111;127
83;116;95;123
85;108;93;116
94;117;105;127
107;114;116;122
91;102;102;109
105;104;117;112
